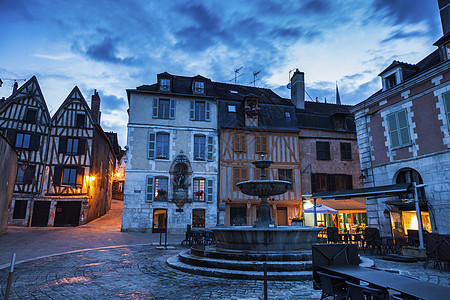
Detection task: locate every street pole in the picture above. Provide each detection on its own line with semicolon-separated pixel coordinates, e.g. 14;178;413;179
313;198;317;227
4;253;16;300
413;182;424;248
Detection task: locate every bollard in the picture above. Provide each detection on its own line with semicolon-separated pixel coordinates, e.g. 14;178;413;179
4;253;16;300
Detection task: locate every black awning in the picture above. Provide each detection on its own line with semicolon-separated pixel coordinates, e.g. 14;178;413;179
384;199;428;211
312;183;411;199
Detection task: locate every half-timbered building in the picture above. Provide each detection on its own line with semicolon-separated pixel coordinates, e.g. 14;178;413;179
1;78;115;227
0;77;51;226
217;83;302;226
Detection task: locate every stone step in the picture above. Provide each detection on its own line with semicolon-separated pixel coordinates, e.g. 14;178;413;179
167;255;313;281
191;245;312;261
178;250;312;272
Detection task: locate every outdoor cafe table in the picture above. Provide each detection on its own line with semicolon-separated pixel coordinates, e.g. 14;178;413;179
318;265;450;300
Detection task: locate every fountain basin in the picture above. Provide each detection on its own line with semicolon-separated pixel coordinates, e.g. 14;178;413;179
212;226;323;251
236;180;292;196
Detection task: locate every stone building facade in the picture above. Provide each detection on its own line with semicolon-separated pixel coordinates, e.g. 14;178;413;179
123;73;218;233
351;1;450;236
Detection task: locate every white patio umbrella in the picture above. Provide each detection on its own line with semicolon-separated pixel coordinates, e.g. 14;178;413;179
304;204;338;214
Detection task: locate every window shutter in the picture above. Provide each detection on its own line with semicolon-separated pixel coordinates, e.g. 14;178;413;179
146;175;154;202
58;137;67;154
240;135;246;152
189;100;195;120
6;130;16;146
255;136;261;153
207;135;214;161
241;168;247;181
262;136;267;153
53;166;62;186
76;167;85;187
387;114;399;148
346;175;353;190
169;99;175;119
327;174;336;192
152;98;159;118
30;134;40;151
148;131;156;159
24;165;35;184
233;168;240;189
444;93;450;128
205;101;211;121
207;178;213;202
233;135;239;152
77;138;86;155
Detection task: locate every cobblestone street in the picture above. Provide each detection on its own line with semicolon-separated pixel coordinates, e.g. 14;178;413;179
1;200;448;299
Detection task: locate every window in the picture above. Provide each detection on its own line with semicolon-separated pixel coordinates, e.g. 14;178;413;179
278;169;293;190
228;105;236;113
190;100;211;121
16;164;35;184
76;114;85;128
385;74;397;89
193;178;205;201
52;166;84;187
159;78;171;91
285;112;291;118
387;109;411;148
148;132;169;160
233;135;247;152
15;133;31;149
25;108;37;123
152;98;175;119
194;135;206;160
233;167;248;191
193;81;205;94
59;137;86;155
316;141;330;160
155;177;168;201
340;143;352;160
444;92;450;129
192;209;205;228
255;136;267;153
13;200;27;219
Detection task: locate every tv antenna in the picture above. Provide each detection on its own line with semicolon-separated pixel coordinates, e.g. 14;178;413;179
0;78;26;88
233;67;243;84
250;71;260;87
286;68;297;89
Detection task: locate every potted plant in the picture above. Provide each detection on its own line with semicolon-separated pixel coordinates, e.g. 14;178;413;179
157;189;167;199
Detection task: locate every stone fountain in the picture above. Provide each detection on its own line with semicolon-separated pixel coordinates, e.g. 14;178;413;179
167;158;323;280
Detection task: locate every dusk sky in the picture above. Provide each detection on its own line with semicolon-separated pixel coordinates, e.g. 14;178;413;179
0;0;443;147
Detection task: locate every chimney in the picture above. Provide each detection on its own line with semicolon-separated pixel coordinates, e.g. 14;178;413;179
91;89;101;124
13;82;18;94
290;69;305;110
439;0;450;35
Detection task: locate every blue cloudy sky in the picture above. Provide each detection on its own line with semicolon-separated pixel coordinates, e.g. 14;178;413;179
0;0;443;147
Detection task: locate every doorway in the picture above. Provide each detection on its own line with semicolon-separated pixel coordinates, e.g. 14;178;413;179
54;201;82;226
277;207;288;226
152;209;167;233
230;205;247;226
31;201;51;227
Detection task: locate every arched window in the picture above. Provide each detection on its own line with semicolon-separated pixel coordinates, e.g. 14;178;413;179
395;168;425;200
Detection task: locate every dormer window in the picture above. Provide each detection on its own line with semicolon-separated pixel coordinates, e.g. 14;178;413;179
385;74;397;89
446;43;450;59
228;105;236;113
193;81;205;94
159;78;171;92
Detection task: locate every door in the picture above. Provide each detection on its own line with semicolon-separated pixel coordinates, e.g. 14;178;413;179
31;201;51;227
230;205;247;226
152;209;167;233
54;201;82;226
276;207;288;226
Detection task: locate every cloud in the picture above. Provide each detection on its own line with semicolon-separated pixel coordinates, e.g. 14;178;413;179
78;38;138;65
99;94;127;112
302;0;331;14
380;29;428;43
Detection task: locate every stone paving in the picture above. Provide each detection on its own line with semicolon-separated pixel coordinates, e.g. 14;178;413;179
0;200;448;299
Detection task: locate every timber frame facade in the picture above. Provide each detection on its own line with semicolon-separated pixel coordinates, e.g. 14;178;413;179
0;77;115;227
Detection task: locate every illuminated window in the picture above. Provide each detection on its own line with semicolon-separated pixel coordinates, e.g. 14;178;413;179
193;178;205;201
155;177;168;201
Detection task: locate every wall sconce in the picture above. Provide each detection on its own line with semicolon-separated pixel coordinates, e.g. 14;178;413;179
359;169;368;183
383;209;390;218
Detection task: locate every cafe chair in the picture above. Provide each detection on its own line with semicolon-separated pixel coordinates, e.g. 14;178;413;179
345;281;388;300
316;271;347;300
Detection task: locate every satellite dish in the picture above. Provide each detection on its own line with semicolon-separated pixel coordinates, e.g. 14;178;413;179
287;83;291;89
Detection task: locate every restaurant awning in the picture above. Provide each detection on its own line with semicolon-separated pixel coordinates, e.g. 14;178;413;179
311;183;411;199
314;198;366;211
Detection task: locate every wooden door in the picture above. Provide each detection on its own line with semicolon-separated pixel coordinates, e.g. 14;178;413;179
31;201;50;227
277;207;288;226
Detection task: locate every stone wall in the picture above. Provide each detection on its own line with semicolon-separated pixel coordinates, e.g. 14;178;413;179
0;136;17;233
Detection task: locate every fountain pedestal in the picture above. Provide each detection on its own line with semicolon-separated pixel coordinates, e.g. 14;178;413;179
253;196;275;228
